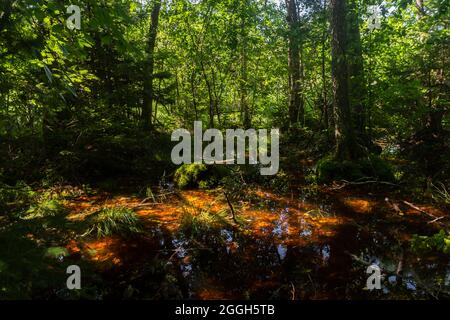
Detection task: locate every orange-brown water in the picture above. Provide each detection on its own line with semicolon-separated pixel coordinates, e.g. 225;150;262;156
62;188;449;300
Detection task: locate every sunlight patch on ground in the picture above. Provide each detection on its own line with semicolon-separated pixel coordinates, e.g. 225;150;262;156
84;237;123;266
65;195;141;221
137;204;185;232
343;198;374;214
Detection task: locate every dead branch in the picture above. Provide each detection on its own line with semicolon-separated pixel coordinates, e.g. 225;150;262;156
402;200;449;230
224;191;238;224
332;179;400;190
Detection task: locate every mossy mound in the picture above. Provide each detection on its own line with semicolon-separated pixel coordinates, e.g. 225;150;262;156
174;163;228;189
317;154;394;183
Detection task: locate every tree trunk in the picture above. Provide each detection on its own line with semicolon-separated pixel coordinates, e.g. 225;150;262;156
330;0;360;160
142;0;162;130
347;0;367;140
240;9;251;129
200;60;215;128
285;0;303;126
321;0;330;133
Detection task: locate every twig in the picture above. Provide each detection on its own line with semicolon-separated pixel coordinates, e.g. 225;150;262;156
224;192;238;224
332;179;400;190
132;203;160;209
402;201;448;230
138;191;177;205
428;216;445;224
402;201;434;217
290;282;296;300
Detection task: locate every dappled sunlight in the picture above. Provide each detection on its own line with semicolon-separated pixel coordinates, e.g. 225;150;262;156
180;190;222;210
136;190;230;233
252;189;318;212
137;204;184;232
84;237;123;267
66;239;82;255
65;195;141;221
20;184;445;300
196;288;229;300
2;0;449;303
342;197;374;214
404;204;448;218
240;190;346;245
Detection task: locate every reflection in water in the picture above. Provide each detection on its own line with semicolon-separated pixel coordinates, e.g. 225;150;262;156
277;244;287;261
321;245;330;261
405;276;417;291
220;229;235;254
172;238;193;278
299;218;313;237
272;211;289;238
66;189;449;300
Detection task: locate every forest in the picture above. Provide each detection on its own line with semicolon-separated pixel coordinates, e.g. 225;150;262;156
0;0;449;300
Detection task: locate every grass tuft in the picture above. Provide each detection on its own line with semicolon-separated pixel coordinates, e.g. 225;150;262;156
85;206;142;238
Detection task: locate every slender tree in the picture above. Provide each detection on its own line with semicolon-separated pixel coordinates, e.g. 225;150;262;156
285;0;303;126
142;0;162;130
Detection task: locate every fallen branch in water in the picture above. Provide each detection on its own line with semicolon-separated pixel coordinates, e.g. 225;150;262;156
402;200;448;230
332;179;400;190
403;201;433;217
132;203;160;209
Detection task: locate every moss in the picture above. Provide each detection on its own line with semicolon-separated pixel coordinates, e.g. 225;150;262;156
44;246;70;259
174;163;227;189
317;154;394;183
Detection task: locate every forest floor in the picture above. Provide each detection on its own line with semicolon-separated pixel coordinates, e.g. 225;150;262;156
1;175;449;300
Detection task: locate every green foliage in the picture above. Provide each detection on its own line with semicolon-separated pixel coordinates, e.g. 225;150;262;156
264;170;290;194
174;164;208;189
85;207;142;238
23;198;65;220
317;154;394;183
411;230;450;254
0;182;35;215
0;182;67;219
44;246;70;260
174;164;226;189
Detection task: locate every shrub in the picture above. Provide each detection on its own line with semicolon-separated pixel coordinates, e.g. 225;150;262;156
0;182;67;219
174;163;226;189
23;198;66;219
0;182;35;216
317;154;394;183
